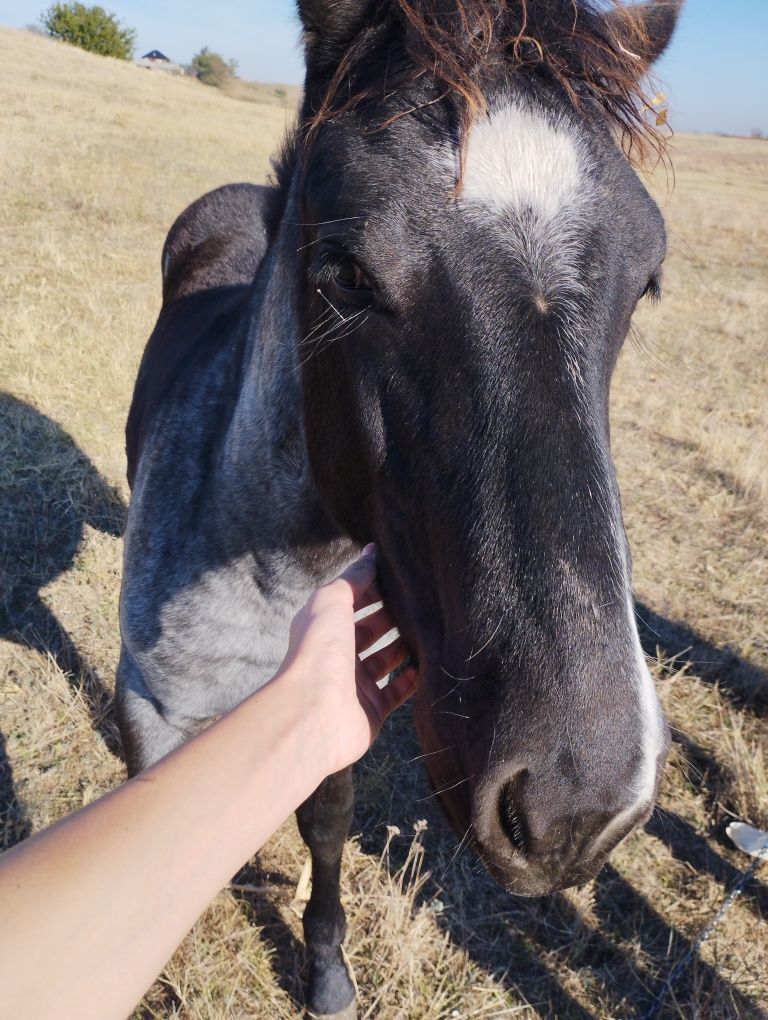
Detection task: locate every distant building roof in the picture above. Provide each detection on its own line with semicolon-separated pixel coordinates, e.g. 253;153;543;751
142;50;171;61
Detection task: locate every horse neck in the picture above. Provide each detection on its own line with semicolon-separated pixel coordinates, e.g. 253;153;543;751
242;209;305;447
219;186;340;551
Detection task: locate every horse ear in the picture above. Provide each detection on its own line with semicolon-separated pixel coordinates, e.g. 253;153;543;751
602;0;684;70
296;0;371;72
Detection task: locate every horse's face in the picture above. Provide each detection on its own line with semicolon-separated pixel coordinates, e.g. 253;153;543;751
297;2;678;896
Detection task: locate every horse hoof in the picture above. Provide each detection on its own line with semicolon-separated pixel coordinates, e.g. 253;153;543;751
306;1004;358;1020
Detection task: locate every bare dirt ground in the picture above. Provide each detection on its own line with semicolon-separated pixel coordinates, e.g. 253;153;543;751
1;26;766;1020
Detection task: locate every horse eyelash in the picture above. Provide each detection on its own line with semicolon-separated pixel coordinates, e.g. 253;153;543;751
645;274;663;303
312;256;344;287
309;247;355;289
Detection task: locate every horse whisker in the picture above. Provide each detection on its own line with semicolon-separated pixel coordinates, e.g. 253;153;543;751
418;774;474;803
299;309;336;346
287;216;364;227
407;745;456;764
295;311;368;370
439;666;476;682
316;288;350;323
466;615;504;661
431;678;463;707
439;823;475;880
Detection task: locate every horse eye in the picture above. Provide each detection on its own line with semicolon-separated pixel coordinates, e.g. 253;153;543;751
334;258;371;292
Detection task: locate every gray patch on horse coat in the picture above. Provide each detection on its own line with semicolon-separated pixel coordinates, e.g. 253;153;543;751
117;182;355;771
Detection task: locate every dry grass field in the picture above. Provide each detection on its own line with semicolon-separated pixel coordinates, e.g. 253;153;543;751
1;25;767;1020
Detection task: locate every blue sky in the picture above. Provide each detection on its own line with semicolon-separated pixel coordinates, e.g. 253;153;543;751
2;1;766;135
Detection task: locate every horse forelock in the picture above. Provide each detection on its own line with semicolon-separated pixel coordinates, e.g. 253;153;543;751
301;0;675;168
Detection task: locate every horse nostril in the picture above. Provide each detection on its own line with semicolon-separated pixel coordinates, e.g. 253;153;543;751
499;782;528;856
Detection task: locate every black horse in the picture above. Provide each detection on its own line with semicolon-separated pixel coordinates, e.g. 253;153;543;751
117;2;682;1016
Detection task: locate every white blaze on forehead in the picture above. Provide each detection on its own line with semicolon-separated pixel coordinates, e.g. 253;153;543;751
462;104;583;219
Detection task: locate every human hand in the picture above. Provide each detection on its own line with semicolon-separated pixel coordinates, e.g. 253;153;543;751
278;545;418;776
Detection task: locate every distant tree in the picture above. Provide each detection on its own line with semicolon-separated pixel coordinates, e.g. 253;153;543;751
750;128;765;140
191;47;237;88
40;3;136;60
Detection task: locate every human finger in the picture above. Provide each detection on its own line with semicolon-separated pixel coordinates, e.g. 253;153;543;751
322;545;378;608
377;665;418;717
359;637;410;685
355;605;398;655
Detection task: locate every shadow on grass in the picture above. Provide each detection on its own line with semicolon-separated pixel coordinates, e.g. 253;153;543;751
647;808;768;924
636;600;768;717
230;859;307;1010
0;393;127;847
351;704;766;1020
0;730;31;850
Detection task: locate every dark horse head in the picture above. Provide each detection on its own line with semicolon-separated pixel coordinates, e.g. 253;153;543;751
292;0;680;896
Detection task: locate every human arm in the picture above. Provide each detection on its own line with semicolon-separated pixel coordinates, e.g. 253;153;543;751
0;548;416;1020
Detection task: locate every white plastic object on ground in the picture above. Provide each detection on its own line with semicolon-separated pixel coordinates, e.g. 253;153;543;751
726;820;768;858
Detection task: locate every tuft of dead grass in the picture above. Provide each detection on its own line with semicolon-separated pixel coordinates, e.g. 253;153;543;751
1;25;766;1020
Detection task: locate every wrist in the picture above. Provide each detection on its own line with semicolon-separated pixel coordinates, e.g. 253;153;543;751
267;662;341;782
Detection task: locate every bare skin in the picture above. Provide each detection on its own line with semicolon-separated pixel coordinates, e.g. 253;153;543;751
0;547;416;1020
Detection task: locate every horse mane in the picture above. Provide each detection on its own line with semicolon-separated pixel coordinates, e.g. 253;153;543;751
305;0;668;165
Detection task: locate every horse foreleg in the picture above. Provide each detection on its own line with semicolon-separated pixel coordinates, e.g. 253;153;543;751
296;767;356;1020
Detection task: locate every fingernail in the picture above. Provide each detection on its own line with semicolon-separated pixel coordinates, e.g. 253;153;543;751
362;542;376;557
